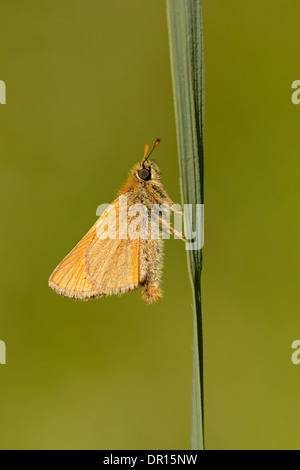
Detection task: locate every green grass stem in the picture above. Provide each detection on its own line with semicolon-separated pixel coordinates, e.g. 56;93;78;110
166;0;205;450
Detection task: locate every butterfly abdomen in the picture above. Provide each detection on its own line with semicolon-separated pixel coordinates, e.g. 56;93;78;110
139;238;163;303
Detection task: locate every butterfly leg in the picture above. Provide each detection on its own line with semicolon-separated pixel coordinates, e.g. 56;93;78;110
152;213;186;241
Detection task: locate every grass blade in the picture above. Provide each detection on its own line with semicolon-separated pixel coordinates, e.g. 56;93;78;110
166;0;205;450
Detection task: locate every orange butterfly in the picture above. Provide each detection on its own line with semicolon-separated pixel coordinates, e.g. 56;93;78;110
48;139;184;303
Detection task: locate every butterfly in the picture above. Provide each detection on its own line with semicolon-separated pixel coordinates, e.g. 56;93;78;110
48;139;184;303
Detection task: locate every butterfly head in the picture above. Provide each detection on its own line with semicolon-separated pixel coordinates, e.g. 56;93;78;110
135;138;161;183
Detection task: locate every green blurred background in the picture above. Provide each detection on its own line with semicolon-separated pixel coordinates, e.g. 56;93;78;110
0;0;299;450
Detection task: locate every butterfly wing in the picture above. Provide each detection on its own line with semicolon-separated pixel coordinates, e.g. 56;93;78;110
48;196;140;300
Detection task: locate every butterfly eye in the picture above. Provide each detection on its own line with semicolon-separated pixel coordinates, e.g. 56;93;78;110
138;168;151;181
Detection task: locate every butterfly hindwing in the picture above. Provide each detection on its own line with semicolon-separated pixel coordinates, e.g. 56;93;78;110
48;195;140;300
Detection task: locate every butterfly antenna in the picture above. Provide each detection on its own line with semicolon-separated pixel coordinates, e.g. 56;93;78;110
142;138;160;165
143;144;150;160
